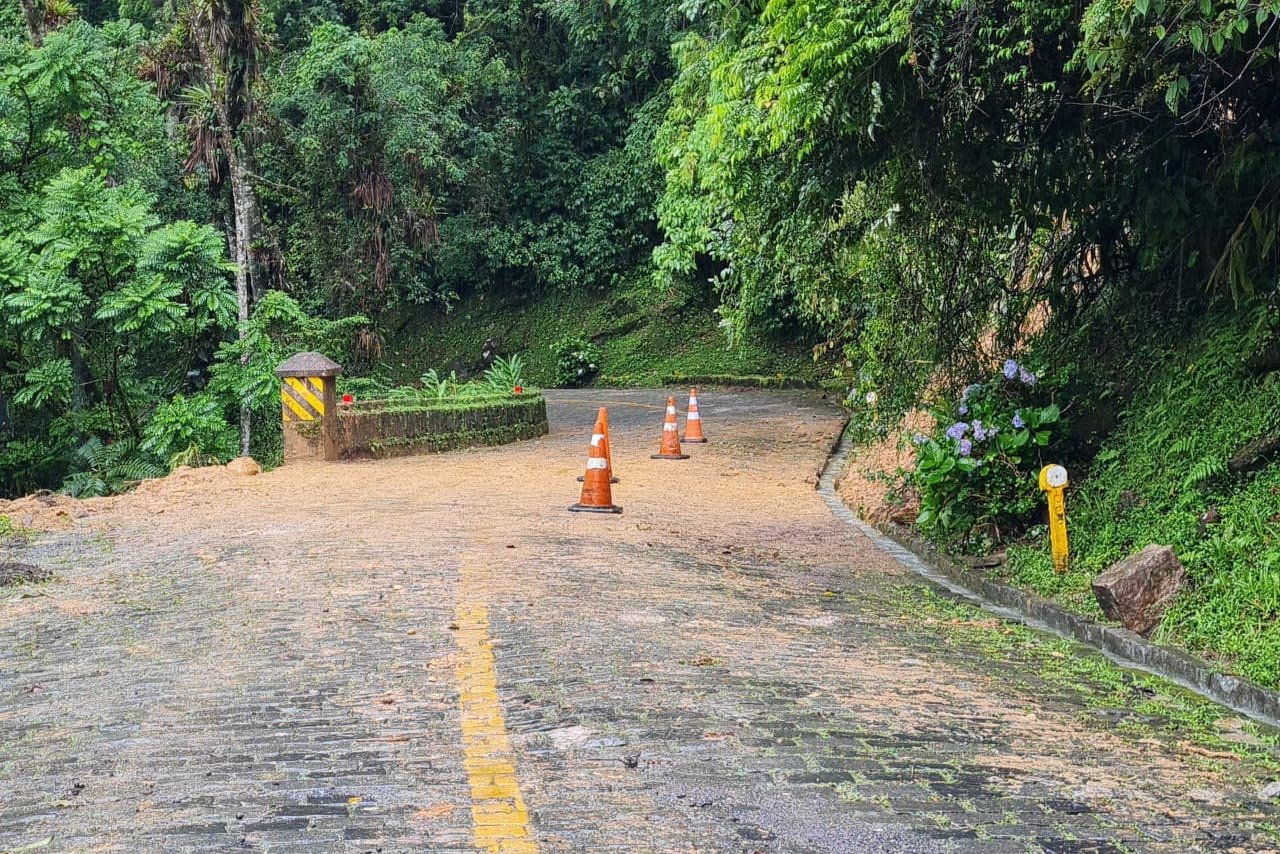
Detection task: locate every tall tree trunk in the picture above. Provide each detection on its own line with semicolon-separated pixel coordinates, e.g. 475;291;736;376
197;36;260;458
55;337;94;412
188;0;266;458
19;0;46;45
228;145;256;456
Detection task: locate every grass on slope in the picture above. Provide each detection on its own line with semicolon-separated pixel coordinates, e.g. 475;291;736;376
1004;308;1280;685
383;282;820;388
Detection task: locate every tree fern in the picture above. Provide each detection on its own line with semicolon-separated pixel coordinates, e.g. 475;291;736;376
62;437;165;496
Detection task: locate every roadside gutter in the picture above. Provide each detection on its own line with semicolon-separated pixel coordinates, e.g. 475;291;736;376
818;427;1280;729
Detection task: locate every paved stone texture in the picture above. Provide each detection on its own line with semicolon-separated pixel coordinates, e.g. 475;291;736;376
2;389;1279;853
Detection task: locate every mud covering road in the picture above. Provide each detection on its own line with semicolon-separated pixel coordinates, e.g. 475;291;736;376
1;388;1277;853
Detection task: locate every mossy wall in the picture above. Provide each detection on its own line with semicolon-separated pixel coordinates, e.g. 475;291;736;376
334;395;548;460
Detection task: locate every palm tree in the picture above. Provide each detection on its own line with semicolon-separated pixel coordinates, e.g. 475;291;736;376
147;0;267;455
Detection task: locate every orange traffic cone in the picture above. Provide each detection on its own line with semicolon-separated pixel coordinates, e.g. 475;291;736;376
570;413;622;514
578;406;619;484
683;387;707;443
650;396;690;460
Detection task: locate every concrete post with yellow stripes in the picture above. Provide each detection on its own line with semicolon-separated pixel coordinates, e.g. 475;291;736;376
275;352;342;463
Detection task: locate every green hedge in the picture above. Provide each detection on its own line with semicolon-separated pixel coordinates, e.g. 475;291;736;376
334;393;548;459
345;391;543;416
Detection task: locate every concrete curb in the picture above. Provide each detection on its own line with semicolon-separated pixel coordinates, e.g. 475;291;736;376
817;429;1280;728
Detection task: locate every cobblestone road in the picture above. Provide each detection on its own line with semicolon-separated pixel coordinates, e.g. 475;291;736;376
2;389;1279;853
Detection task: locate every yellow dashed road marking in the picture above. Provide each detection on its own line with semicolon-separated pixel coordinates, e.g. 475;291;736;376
454;568;537;854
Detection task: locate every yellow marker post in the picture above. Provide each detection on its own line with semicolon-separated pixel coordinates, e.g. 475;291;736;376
275;352;342;463
1038;464;1070;573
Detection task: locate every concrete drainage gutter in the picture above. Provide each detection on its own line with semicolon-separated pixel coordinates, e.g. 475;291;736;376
818;428;1280;729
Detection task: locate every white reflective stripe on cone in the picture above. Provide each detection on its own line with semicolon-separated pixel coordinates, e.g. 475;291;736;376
666;407;676;414
663;423;677;431
591;433;605;446
687;412;701;420
690;397;699;405
587;458;608;469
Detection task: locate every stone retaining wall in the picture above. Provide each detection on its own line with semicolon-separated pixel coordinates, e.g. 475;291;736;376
333;395;548;460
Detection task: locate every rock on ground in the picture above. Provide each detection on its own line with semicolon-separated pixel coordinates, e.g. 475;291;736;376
223;457;262;476
1228;433;1280;474
1092;543;1186;635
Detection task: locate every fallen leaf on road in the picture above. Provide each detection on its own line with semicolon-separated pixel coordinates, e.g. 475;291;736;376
1179;742;1238;761
414;804;457;820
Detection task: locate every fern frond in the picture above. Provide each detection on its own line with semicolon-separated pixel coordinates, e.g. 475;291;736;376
1181;455;1227;491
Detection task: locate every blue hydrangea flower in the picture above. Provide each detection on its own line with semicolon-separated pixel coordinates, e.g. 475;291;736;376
1012;411;1026;429
1003;359;1020;379
1019;368;1037;385
945;422;969;441
958;403;969;416
959;438;973;457
973;420;991;441
911;433;929;445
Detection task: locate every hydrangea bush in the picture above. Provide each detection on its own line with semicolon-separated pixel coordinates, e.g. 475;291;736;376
911;359;1063;545
551;336;601;388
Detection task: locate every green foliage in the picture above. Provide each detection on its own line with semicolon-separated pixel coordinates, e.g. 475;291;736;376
413;369;464;401
383;279;818;389
483;354;525;391
62;436;166;497
379;353;530;405
337;375;392;401
0;21;239;497
551;335;600;388
207;291;370;467
13;359;74;409
255;0;680;327
0;0;792;496
653;0;1280;406
0;166;234;493
141;392;238;464
1005;306;1280;685
911;363;1064;545
261;18;508;316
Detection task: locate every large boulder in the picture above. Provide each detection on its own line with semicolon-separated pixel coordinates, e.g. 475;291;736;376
1091;544;1186;636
